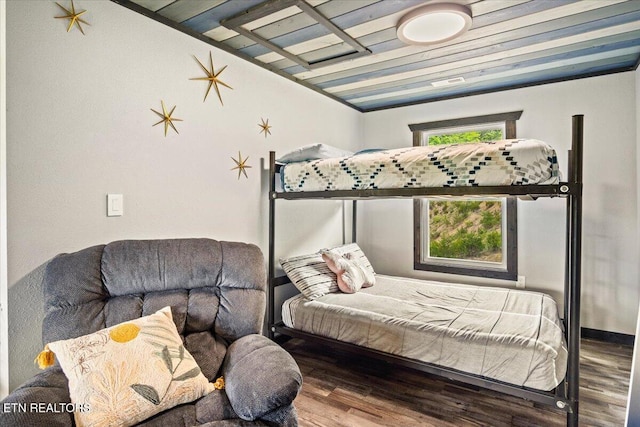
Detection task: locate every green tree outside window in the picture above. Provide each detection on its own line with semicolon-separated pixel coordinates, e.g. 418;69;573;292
427;129;503;262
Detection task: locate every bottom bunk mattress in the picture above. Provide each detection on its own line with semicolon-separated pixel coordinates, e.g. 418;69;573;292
282;275;567;391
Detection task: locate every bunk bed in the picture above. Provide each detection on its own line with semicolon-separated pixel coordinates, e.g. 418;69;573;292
267;115;583;427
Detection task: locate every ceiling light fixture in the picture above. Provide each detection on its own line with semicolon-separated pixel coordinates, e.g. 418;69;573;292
397;3;472;46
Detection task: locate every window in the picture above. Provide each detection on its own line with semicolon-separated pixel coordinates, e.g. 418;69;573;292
411;112;522;280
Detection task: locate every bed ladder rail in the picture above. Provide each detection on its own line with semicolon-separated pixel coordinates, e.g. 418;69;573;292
563;114;584;427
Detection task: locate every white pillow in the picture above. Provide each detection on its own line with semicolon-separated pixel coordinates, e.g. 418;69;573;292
44;307;216;427
280;243;375;299
276;143;354;163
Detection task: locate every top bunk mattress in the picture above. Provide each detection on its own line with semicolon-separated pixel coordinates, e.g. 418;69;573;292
280;139;560;192
282;274;567;391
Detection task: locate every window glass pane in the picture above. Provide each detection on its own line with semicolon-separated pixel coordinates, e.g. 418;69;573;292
428;200;503;263
412;115;517;280
424;125;506;267
428;128;503;146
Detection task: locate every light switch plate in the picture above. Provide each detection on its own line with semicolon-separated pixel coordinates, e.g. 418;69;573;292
107;194;123;217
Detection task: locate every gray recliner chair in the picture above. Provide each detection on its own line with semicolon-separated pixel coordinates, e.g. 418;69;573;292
1;238;301;426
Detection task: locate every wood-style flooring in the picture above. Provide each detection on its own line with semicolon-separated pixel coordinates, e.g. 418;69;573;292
280;338;632;427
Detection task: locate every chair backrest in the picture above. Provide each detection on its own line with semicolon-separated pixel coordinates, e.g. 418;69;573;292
42;239;266;347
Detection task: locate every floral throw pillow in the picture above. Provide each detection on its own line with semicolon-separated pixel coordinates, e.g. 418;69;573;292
45;306;216;427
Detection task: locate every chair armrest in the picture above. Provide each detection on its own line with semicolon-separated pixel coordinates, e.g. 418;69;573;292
221;334;302;421
0;367;74;426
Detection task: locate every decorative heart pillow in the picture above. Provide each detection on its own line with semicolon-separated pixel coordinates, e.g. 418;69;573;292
321;249;375;293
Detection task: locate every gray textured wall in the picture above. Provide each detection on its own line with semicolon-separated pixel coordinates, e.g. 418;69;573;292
8;263;46;390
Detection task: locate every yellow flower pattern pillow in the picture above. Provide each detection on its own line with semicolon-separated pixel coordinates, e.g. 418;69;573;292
46;306;216;427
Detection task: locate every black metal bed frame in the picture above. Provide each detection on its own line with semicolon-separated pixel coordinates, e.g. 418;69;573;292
267;115;584;427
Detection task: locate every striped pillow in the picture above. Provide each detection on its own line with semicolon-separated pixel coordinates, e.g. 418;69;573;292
280;243;375;300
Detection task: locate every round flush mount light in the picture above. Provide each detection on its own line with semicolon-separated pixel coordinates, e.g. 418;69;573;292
397;3;472;46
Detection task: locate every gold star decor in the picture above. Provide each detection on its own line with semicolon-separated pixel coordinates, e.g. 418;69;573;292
258;118;272;138
190;52;232;106
151;101;182;136
231;152;251;180
55;1;89;35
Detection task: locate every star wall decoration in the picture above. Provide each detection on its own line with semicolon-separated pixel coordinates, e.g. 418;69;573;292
151;100;182;136
231;152;251;179
55;1;89;35
258;118;272;138
190;52;232;106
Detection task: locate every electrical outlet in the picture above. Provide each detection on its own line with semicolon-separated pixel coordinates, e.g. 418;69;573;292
516;275;526;289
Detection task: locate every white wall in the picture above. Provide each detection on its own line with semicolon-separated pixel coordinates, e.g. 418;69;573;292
0;0;8;399
624;67;640;427
6;0;361;390
360;72;639;335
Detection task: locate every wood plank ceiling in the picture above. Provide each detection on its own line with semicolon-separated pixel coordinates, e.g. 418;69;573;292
112;0;640;112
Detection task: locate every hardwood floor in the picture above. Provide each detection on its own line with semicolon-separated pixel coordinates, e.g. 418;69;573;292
281;338;633;427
